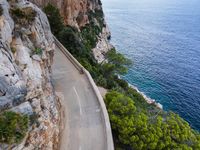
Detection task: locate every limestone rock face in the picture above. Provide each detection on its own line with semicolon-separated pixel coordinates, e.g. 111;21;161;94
31;0;113;62
0;0;59;149
92;26;113;63
30;0;102;28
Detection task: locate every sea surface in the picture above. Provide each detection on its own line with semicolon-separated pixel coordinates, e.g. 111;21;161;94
101;0;200;130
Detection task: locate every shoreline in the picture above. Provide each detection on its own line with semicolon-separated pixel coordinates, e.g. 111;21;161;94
128;83;163;109
91;25;163;110
117;75;163;109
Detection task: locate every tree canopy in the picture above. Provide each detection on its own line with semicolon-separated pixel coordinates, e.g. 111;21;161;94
103;48;132;76
43;3;64;36
43;5;200;150
105;91;200;150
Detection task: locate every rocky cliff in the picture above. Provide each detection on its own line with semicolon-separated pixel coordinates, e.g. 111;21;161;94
30;0;113;63
0;0;59;149
0;0;111;149
30;0;102;27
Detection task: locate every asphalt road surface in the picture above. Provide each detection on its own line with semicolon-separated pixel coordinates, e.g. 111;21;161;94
52;47;107;150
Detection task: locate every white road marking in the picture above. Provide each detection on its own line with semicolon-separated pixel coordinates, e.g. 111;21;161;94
73;87;83;115
96;109;101;112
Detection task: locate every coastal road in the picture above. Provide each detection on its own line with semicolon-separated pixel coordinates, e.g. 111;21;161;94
52;46;107;150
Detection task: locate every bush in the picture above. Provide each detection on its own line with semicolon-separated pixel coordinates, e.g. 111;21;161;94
81;23;100;49
0;111;29;144
87;9;104;30
0;5;3;16
105;91;200;150
10;7;36;26
114;77;129;90
43;3;64;36
29;112;40;127
33;48;43;55
96;75;107;87
58;26;88;58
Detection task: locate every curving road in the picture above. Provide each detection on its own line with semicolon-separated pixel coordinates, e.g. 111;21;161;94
52;44;112;150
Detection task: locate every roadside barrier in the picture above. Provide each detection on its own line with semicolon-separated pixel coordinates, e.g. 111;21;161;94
53;36;114;150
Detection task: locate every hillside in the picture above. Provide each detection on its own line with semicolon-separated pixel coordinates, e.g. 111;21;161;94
0;0;200;150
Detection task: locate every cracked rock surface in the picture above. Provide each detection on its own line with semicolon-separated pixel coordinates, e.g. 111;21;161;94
0;0;59;149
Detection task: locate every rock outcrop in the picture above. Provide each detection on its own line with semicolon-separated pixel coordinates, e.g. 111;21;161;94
92;25;113;63
0;0;59;149
30;0;113;63
30;0;102;28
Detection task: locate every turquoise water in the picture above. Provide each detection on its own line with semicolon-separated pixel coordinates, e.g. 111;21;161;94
102;0;200;130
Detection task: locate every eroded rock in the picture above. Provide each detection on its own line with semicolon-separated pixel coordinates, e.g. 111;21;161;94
30;0;102;27
0;0;59;149
11;101;33;115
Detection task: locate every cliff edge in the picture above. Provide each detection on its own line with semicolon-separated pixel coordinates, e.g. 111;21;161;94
0;0;59;149
30;0;113;63
30;0;103;27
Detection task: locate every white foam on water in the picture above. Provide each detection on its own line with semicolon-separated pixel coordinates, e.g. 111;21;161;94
128;83;163;109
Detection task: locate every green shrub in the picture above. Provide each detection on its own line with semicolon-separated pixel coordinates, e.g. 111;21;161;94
29;112;40;127
43;3;64;36
0;111;29;144
105;91;200;150
33;48;43;55
81;24;100;49
79;9;106;49
11;47;17;54
10;7;36;26
87;9;104;30
96;75;107;87
114;77;129;90
0;5;3;16
58;26;88;58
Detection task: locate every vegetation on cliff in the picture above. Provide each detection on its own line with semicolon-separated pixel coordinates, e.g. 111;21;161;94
0;1;60;148
44;3;200;150
105;91;200;149
43;3;64;36
10;7;36;26
0;112;28;144
0;3;33;145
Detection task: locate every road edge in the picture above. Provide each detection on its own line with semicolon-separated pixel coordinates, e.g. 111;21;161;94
53;36;114;150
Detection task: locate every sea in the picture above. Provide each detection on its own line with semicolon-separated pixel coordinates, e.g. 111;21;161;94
101;0;200;131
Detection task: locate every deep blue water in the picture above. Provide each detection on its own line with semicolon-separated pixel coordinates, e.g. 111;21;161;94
102;0;200;131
